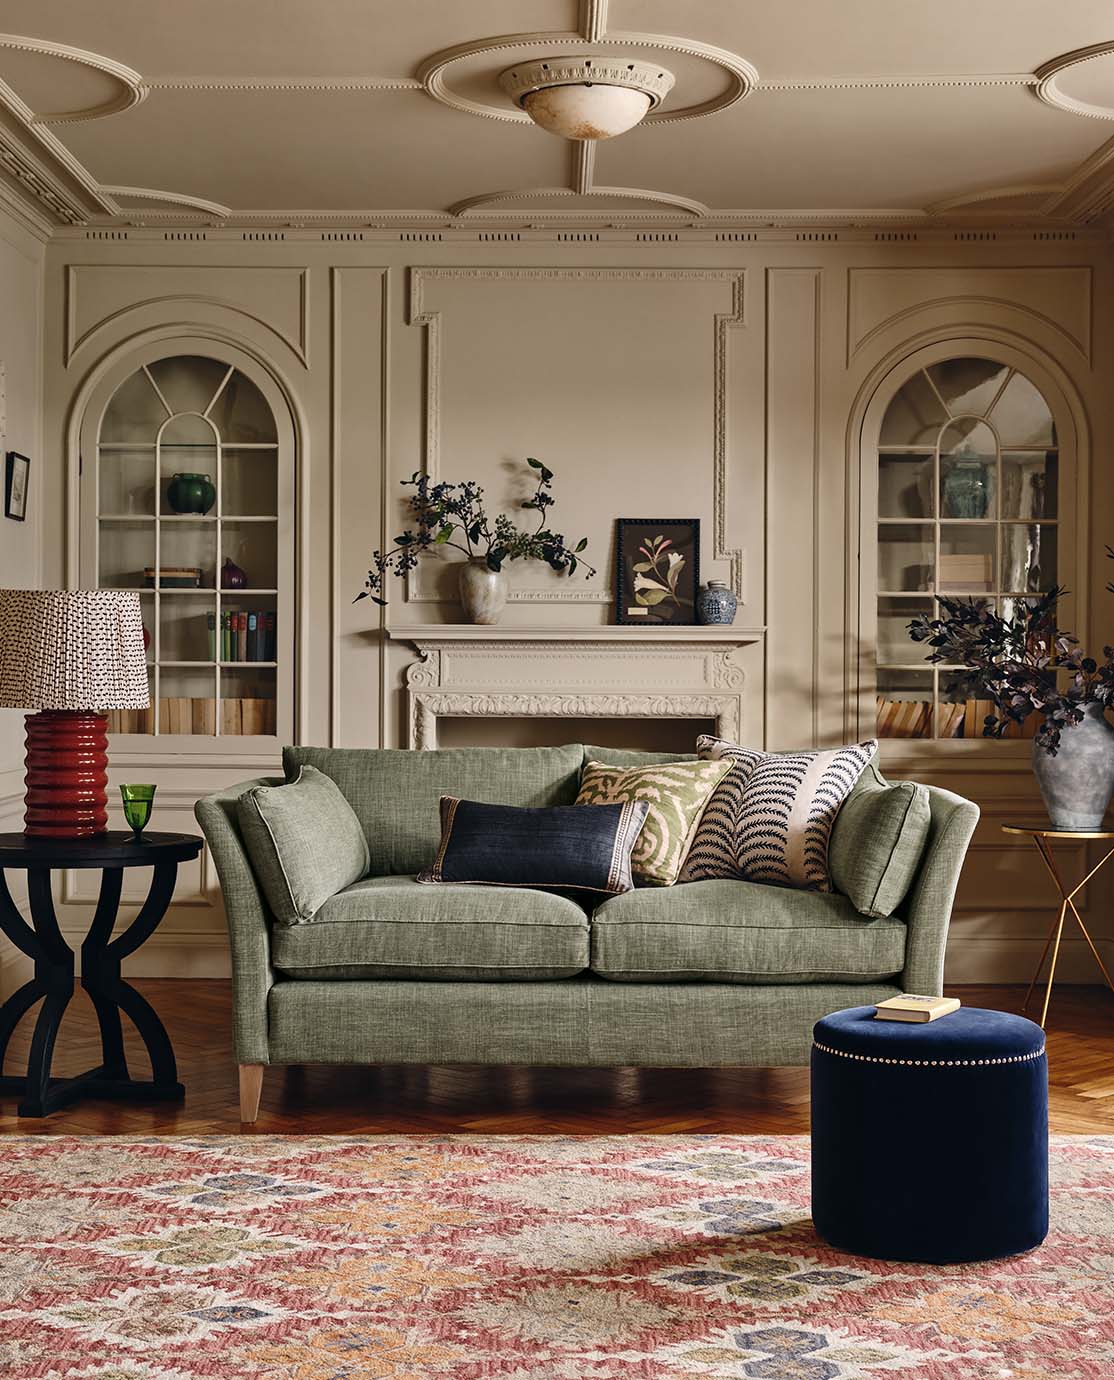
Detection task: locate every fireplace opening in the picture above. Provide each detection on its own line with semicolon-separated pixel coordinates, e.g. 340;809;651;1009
434;716;718;752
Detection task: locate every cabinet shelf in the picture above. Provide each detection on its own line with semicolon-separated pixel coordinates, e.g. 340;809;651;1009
97;514;279;523
88;352;288;742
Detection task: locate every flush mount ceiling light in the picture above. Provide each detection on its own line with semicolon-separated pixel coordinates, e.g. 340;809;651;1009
499;56;675;140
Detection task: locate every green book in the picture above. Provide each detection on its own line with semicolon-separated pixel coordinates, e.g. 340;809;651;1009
207;611;216;661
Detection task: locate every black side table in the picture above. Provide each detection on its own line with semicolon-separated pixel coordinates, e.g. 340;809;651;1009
0;831;202;1116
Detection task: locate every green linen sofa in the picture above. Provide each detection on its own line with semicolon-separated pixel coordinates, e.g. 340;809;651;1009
195;743;979;1121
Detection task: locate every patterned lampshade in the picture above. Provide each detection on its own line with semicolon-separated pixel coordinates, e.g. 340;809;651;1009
0;589;150;710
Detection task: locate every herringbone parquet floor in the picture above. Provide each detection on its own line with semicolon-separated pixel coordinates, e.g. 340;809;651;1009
0;980;1109;1134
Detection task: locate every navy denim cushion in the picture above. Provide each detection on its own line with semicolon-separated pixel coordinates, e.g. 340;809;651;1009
417;796;650;895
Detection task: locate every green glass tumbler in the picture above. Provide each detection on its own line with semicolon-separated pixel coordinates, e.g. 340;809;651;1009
120;784;156;835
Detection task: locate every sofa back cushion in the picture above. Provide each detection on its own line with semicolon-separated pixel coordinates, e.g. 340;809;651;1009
283;744;584;877
580;745;691;769
237;764;370;924
828;760;932;918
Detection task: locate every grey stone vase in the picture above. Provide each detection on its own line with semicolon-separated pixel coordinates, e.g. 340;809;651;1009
458;559;508;624
1032;701;1114;831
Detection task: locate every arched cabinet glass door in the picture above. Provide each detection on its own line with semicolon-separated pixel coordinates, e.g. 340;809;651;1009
79;352;294;743
874;355;1062;740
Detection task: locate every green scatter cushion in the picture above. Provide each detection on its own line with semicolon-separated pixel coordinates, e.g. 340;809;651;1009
237;764;370;925
828;760;933;918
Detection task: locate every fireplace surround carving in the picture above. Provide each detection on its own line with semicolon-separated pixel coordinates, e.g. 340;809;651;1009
388;625;764;749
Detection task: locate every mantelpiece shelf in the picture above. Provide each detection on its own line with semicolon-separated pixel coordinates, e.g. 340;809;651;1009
387;624;765;643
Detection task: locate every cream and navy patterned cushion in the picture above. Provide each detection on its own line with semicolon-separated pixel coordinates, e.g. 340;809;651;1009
679;735;877;891
576;758;733;887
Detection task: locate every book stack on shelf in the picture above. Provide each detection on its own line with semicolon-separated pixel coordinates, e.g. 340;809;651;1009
875;696;933;737
108;698;276;736
211;611;277;663
876;696;1039;739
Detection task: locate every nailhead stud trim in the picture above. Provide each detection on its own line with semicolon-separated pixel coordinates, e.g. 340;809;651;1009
812;1041;1046;1067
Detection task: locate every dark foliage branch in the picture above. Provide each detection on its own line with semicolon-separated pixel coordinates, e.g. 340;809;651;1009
355;459;597;606
907;582;1114;755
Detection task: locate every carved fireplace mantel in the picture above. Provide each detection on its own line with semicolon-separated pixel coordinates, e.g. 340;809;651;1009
387;624;765;749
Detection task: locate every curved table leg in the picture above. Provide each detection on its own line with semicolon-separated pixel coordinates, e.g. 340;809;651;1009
82;868;127;1079
82;861;183;1100
0;979;46;1075
0;867;76;1116
20;992;70;1117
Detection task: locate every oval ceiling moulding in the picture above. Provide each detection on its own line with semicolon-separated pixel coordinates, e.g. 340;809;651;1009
1035;43;1114;121
417;29;757;127
0;33;146;123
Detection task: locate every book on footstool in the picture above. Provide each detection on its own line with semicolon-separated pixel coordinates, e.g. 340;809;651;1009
874;994;961;1023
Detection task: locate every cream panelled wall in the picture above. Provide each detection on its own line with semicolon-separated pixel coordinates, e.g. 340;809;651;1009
0;202;43;999
27;228;1114;990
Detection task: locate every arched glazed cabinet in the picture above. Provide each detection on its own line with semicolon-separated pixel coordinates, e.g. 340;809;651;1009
865;351;1075;742
78;346;295;745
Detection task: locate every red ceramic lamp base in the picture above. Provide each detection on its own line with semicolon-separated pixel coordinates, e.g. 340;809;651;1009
23;709;109;837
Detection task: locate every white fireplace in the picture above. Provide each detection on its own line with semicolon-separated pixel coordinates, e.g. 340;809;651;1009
387;625;765;749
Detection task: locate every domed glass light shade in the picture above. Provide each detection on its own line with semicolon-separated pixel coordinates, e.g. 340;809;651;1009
500;57;675;141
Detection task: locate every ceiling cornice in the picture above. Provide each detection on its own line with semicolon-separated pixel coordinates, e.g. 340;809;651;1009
0;10;1111;239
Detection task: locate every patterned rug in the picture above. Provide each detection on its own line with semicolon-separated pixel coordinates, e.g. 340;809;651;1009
0;1134;1110;1380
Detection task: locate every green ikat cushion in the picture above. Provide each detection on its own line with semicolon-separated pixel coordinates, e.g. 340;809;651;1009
237;764;371;925
575;758;733;887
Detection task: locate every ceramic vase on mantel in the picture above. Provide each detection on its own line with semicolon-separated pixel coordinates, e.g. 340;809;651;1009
458;559;508;625
697;580;737;626
1033;701;1114;831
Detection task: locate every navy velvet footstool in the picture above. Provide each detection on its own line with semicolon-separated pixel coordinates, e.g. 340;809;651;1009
810;1005;1048;1263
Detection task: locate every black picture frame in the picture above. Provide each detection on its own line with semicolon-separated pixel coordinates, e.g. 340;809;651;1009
614;518;700;625
4;452;29;522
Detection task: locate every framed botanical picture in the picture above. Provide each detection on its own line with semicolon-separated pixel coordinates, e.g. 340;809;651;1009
5;451;29;522
614;518;700;625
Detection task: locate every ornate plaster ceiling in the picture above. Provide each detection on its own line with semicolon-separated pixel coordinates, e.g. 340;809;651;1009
1;0;1114;231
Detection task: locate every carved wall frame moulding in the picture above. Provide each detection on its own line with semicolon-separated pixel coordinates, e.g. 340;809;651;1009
405;266;746;606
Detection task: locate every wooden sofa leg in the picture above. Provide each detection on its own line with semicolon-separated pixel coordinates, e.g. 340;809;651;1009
239;1064;264;1123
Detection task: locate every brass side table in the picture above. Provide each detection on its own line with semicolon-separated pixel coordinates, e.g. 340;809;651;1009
1002;824;1114;1028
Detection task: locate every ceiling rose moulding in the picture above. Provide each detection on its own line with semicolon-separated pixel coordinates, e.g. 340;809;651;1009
0;33;146;122
1035;44;1114;121
418;30;757;127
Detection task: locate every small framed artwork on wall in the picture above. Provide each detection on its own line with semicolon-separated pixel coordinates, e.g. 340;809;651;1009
614;518;700;625
5;451;29;522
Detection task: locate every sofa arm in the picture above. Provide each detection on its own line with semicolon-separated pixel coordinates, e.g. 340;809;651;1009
900;785;980;994
195;777;283;1064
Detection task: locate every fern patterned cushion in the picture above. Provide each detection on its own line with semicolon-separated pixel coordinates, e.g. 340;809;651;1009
576;758;734;886
680;735;877;891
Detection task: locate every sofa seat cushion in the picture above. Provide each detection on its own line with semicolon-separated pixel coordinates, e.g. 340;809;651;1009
590;879;905;984
271;875;589;981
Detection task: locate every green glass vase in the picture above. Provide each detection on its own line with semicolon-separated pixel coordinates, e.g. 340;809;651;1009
120;784;156;835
